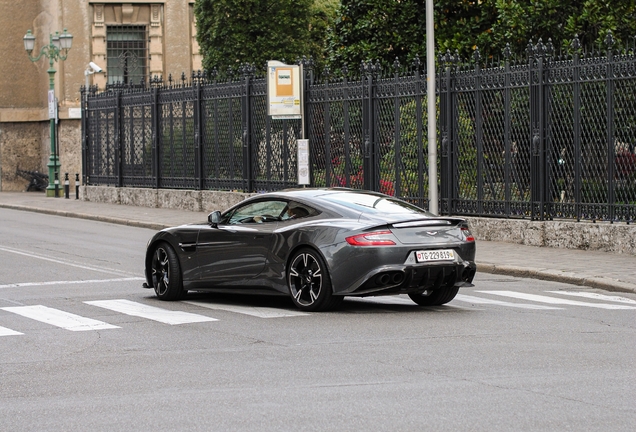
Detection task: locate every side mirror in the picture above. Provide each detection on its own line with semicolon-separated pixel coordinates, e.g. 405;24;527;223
208;211;222;227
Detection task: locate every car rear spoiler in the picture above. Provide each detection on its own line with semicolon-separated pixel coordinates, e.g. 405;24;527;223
391;217;467;229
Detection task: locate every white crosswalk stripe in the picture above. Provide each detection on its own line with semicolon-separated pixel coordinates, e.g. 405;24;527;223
477;291;636;310
85;299;217;325
1;305;120;331
546;291;636;305
0;326;23;337
454;294;563;310
184;301;309;318
1;289;634;338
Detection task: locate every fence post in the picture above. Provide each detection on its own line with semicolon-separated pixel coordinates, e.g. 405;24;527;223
362;61;379;192
439;51;455;214
503;45;512;217
194;72;204;190
605;32;616;222
115;89;123;187
393;59;401;197
323;67;332;187
152;85;160;189
572;37;582;221
529;40;547;220
474;49;484;216
413;56;425;209
301;58;313;185
81;85;88;186
241;66;253;192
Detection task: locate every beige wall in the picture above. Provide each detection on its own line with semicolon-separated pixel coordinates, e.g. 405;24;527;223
0;0;200;191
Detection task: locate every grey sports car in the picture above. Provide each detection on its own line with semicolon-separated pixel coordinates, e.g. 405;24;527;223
144;188;476;311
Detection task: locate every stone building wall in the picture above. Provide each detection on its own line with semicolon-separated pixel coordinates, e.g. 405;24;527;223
0;122;47;191
0;1;200;192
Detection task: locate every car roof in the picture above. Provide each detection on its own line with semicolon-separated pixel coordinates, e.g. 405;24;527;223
263;187;388;200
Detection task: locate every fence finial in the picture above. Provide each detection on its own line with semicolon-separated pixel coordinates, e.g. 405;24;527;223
605;30;615;50
503;43;511;60
473;47;481;63
571;34;581;52
412;54;421;70
393;57;401;72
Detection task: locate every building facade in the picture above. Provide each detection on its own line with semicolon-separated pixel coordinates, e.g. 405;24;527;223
0;0;202;191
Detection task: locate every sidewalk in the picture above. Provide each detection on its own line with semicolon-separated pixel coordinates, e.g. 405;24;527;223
1;191;635;294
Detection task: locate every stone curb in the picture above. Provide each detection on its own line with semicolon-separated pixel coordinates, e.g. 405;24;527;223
477;263;636;294
0;204;168;231
3;202;635;295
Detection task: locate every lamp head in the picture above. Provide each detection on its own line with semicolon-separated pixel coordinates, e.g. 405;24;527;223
52;32;61;50
23;30;35;53
59;28;73;50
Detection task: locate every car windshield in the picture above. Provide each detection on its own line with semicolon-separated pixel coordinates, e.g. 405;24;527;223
324;192;431;216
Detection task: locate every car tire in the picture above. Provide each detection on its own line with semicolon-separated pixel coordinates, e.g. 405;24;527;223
287;248;342;312
151;242;185;301
408;287;459;306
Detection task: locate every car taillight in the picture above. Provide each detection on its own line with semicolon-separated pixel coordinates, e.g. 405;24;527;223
461;227;475;242
345;230;397;246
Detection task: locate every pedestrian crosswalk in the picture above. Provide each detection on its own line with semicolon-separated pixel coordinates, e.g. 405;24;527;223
86;299;218;325
1;305;120;331
0;289;635;337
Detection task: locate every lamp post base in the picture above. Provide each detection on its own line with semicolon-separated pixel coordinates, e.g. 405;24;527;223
46;187;63;197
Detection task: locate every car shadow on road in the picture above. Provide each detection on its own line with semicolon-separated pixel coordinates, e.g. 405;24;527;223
151;291;469;315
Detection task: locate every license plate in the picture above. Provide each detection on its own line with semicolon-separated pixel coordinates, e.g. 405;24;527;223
415;249;455;263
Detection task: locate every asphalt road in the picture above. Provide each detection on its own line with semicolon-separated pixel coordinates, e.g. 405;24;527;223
1;208;635;431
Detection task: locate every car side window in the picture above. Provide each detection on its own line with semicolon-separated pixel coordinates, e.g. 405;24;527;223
280;201;317;221
227;200;288;224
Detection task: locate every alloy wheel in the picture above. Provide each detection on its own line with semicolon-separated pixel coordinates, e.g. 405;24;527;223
288;252;323;307
152;247;170;297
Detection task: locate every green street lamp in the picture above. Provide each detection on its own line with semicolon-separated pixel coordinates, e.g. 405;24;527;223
23;28;73;197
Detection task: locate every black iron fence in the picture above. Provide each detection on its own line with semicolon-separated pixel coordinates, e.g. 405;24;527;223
83;37;636;222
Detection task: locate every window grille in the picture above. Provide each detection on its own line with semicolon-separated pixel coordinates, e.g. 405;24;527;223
106;25;148;87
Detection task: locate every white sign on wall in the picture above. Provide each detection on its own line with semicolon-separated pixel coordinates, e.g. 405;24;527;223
267;61;302;119
48;90;56;120
297;139;310;185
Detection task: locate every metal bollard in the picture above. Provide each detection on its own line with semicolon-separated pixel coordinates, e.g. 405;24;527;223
75;173;80;199
54;172;60;198
64;173;70;199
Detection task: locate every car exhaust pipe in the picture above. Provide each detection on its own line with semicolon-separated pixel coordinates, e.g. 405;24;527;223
391;272;405;285
376;273;392;286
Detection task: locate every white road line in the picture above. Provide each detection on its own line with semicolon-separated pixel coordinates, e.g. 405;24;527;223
477;291;636;310
0;277;144;290
1;305;120;331
0;326;23;337
184;301;309;318
455;294;563;310
0;245;136;277
85;299;217;325
547;291;636;305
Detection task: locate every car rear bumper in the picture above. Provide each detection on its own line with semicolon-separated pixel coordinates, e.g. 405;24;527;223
344;261;476;296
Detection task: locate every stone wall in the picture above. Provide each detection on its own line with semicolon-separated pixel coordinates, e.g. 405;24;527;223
0;122;46;191
82;185;636;256
466;217;636;256
82;185;253;214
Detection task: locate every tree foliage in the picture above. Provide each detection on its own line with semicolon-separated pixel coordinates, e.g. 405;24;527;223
194;0;636;74
194;0;338;74
328;0;636;69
